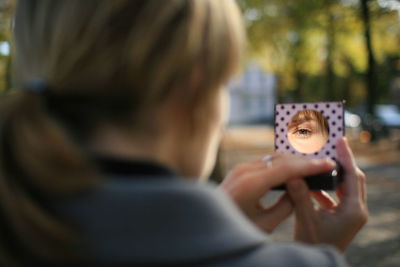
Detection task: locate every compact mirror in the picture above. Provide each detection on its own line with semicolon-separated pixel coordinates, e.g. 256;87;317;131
274;101;345;159
273;101;345;190
287;110;329;154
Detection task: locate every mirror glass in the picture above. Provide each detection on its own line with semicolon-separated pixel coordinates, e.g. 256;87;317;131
287;109;329;154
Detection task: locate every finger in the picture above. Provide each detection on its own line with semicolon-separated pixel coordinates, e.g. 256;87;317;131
311;191;337;210
287;179;315;220
357;168;367;204
223;156;335;210
227;160;267;178
221;160;268;191
242;157;336;202
336;137;360;202
255;193;293;233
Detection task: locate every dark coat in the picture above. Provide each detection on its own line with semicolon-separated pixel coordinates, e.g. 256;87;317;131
54;158;346;266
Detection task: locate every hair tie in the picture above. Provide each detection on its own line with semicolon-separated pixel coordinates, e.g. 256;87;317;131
25;78;49;94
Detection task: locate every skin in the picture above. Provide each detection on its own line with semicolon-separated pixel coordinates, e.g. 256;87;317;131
287;137;368;252
89;88;228;180
287;117;329;154
221;138;368;252
91;87;368;253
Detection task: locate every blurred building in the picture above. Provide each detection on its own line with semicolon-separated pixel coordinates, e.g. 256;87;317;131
228;62;276;125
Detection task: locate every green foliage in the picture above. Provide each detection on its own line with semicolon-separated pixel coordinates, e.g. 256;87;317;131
0;0;398;108
239;0;400;108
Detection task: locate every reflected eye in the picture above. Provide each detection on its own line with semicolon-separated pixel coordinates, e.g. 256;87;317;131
294;128;312;139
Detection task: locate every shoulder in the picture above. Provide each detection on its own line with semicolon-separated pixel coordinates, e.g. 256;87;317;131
258;242;346;266
206;242;346;267
55;177;346;266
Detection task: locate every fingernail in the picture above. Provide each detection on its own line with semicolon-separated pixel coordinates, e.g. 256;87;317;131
342;137;348;145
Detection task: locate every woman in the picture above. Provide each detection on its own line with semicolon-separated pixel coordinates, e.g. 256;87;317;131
0;0;367;265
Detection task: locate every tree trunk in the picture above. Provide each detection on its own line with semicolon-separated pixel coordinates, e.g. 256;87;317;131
343;57;356;105
360;0;377;115
325;12;336;101
294;70;305;102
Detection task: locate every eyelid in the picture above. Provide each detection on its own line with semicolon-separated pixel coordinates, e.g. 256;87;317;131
291;124;312;134
292;128;313;139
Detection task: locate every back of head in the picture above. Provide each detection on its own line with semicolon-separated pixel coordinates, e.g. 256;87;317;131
0;0;244;264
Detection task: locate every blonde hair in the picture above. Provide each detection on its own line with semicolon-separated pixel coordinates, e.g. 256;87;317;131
0;0;245;263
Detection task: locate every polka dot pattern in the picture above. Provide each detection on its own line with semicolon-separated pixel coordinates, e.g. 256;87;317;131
274;101;345;159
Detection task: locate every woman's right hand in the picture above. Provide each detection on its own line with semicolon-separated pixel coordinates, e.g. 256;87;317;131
287;137;368;252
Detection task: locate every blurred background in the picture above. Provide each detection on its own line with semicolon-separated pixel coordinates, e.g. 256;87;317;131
216;1;400;266
0;0;398;266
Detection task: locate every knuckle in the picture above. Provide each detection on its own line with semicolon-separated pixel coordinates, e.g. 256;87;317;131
357;169;366;181
361;211;368;224
355;209;368;226
344;201;368;225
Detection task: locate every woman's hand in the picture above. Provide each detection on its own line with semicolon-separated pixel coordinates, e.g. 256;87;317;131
287;137;368;252
219;155;336;233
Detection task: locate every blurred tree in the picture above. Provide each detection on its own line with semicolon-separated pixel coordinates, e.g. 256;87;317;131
238;0;400;110
360;0;377;115
325;0;337;101
238;0;326;102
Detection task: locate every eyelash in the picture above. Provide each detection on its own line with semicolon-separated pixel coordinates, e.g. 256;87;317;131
293;128;313;139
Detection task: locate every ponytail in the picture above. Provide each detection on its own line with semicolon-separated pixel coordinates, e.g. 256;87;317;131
0;91;98;264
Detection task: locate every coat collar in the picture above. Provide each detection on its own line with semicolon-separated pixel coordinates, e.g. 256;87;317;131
55;158;268;264
94;155;178;178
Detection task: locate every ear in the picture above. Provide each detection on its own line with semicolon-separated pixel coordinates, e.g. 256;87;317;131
164;66;225;138
170;94;209;139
